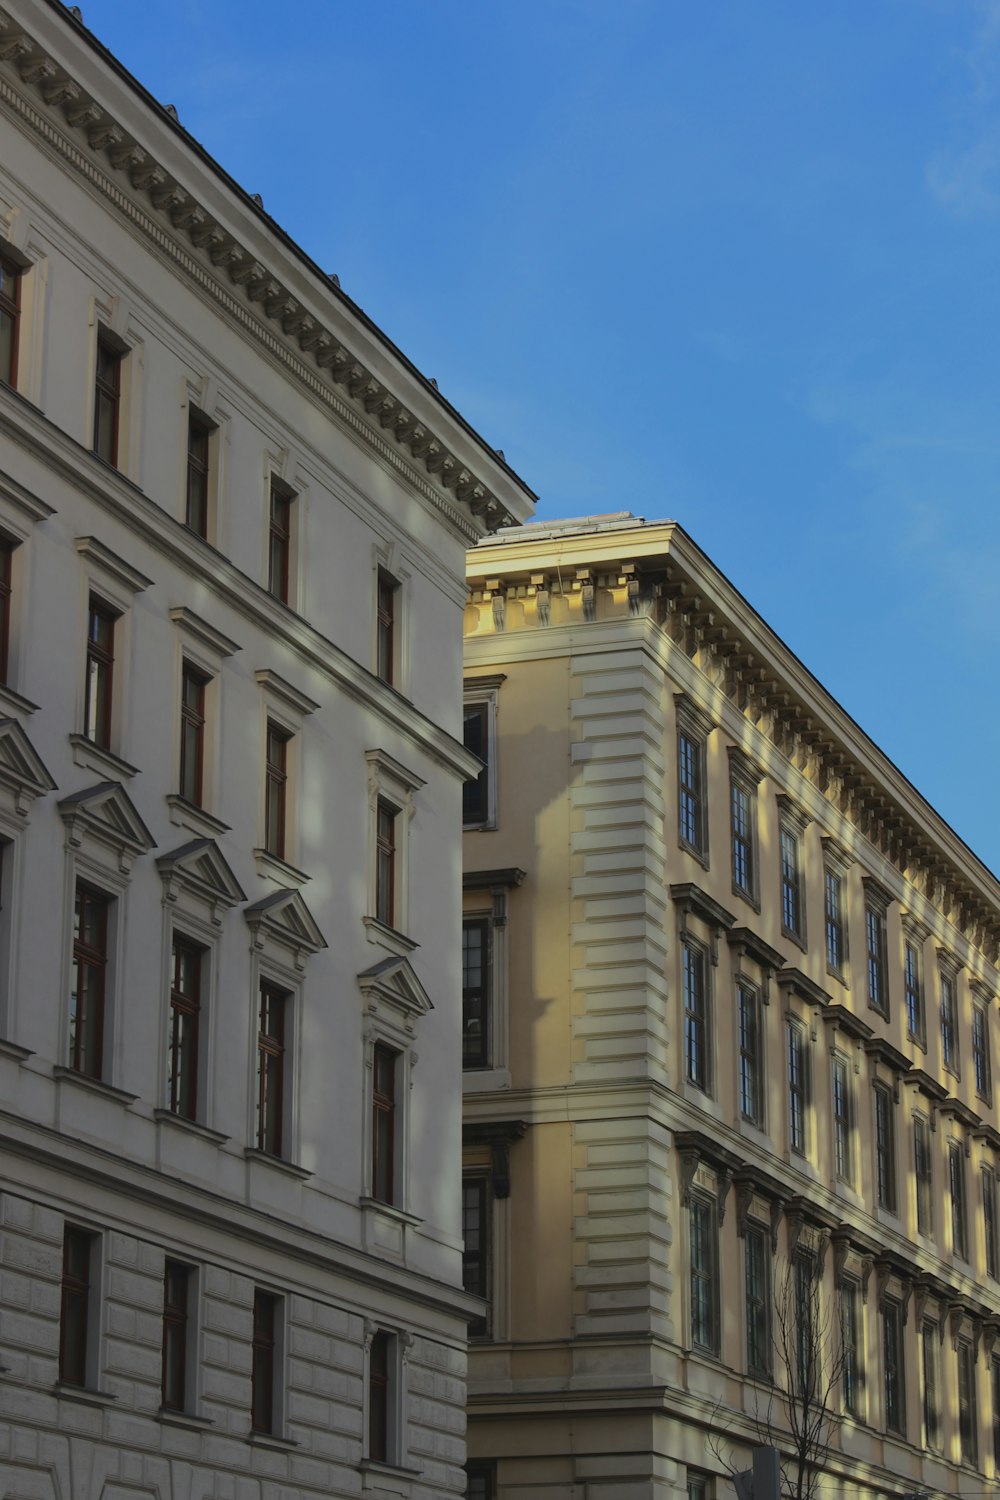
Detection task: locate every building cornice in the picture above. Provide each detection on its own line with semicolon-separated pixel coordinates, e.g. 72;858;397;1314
0;2;535;542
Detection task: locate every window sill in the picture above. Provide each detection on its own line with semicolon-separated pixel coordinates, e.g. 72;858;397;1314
244;1147;313;1180
463;819;497;833
907;1032;928;1055
154;1107;229;1145
678;838;710;872
158;1406;215;1429
731;883;760;913
53;1382;117;1407
166;794;230;840
52;1065;138;1105
360;1196;423;1227
781;926;807;954
0;1036;33;1062
0;681;38;716
826;963;848;989
68;733;138;782
463;1067;511;1094
360;1458;422;1493
363;916;418;955
253;847;309;889
248;1429;298;1450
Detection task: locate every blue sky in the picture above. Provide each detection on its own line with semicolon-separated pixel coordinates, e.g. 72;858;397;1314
80;0;1000;873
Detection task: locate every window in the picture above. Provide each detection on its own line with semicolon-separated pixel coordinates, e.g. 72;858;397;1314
985;1167;999;1280
683;939;709;1092
179;663;209;807
372;1042;398;1205
0;252;20;387
840;1280;861;1416
689;1194;718;1353
904;941;924;1045
0;536;12;687
268;483;293;604
251;1289;280;1435
950;1139;968;1260
93;334;123;466
376;569;397;685
738;982;762;1125
941;967;959;1074
678;728;707;859
874;1082;896;1212
825;868;845;974
463;702;490;827
731;777;756;900
185;409;213;537
882;1298;905;1435
914;1115;933;1237
375;800;397;929
264;720;290;860
686;1474;709;1500
255;981;287;1157
167;935;203;1121
865;901;888;1017
161;1260;192;1412
59;1226;95;1387
368;1328;394;1462
787;1020;807;1155
974;1002;992;1102
70;884;109;1079
744;1224;770;1377
923;1321;941;1450
958;1339;978;1466
833;1055;852;1180
463;1175;491;1338
84;596;117;749
365;750;422;938
463;917;491;1069
794;1252;815;1395
780;827;804;942
466;1461;496;1500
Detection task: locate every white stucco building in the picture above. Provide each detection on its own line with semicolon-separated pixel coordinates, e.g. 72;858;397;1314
0;3;534;1496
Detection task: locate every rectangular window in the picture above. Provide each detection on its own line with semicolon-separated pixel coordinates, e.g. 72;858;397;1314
794;1252;815;1395
993;1355;1000;1470
268;483;293;604
744;1224;770;1377
84;596;116;749
780;828;803;941
59;1226;94;1387
462;1175;490;1339
904;941;924;1045
923;1321;941;1450
874;1082;896;1212
251;1289;280;1434
985;1167;999;1280
882;1298;905;1435
179;663;208;807
375;799;397;929
678;730;706;858
788;1020;807;1155
0;252;20;387
161;1260;191;1412
185;410;212;537
0;536;13;687
941;969;959;1073
731;779;756;898
958;1339;978;1466
974;1002;992;1102
950;1139;968;1260
368;1328;393;1463
914;1115;933;1237
93;334;122;466
462;916;491;1069
463;701;491;827
738;982;762;1125
825;868;845;974
833;1055;851;1180
686;1476;708;1500
683;940;709;1092
167;935;202;1121
866;903;887;1016
255;982;286;1157
376;569;397;685
70;884;109;1080
689;1194;718;1353
466;1461;496;1500
840;1280;860;1416
264;720;290;860
372;1042;398;1205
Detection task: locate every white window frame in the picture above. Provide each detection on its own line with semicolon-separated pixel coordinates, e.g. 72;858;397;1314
364;749;425;949
361;1319;414;1473
254;668;319;884
167;607;240;840
87;292;144;483
370;540;412;695
178;374;231;548
71;536;152;782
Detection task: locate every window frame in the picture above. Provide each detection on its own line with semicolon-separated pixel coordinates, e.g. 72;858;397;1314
375;799;398;930
376;568;399;686
683;937;710;1094
914;1112;933;1238
832;1053;852;1182
737;978;763;1126
882;1296;905;1436
255;979;289;1159
179;661;210;809
958;1336;978;1467
873;1081;897;1213
865;897;889;1019
267;480;295;605
93;331;123;467
678;728;707;862
167;933;204;1122
185;407;215;539
904;938;925;1048
973;1000;992;1104
689;1190;719;1355
780;826;805;945
0;250;21;389
371;1040;399;1206
83;595;118;752
462;914;492;1071
161;1259;195;1414
922;1319;941;1451
251;1288;283;1436
950;1137;969;1261
824;866;846;978
463;677;503;831
940;962;960;1076
462;1172;492;1339
787;1018;808;1156
365;750;423;943
985;1165;999;1281
840;1277;862;1417
744;1221;771;1378
59;1224;97;1389
263;719;291;863
70;882;110;1080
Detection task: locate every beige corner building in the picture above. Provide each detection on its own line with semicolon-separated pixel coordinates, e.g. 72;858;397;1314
462;515;1000;1500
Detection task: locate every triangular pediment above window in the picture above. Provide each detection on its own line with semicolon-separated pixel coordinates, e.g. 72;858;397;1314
357;954;434;1029
0;717;57;816
244;887;326;970
157;838;246;923
58;781;155;872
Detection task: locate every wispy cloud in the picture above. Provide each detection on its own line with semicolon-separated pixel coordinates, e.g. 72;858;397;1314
926;0;1000;213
